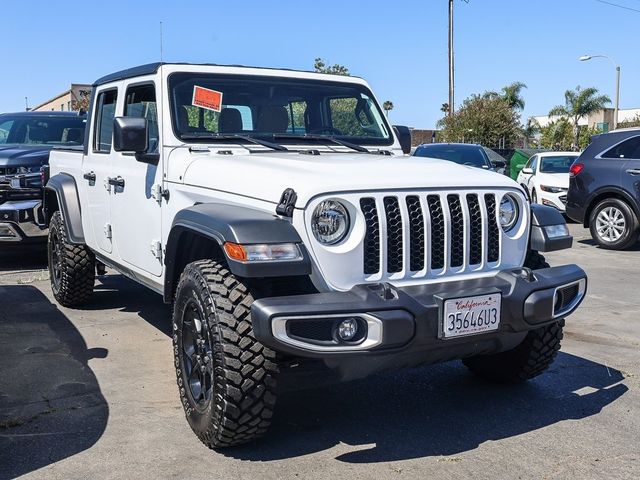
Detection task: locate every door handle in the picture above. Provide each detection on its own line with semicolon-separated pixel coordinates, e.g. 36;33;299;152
626;169;640;176
83;171;96;182
107;176;125;188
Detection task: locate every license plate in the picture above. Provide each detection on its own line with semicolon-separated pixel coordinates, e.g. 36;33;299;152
442;293;501;338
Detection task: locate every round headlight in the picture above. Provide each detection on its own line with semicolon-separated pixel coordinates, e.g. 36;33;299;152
499;194;519;232
311;200;350;245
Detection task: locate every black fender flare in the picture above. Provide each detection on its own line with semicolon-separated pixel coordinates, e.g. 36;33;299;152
529;204;572;252
45;173;85;244
164;203;311;302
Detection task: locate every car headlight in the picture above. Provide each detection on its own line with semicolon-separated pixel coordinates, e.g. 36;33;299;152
311;200;350;245
499;194;519;232
540;185;566;193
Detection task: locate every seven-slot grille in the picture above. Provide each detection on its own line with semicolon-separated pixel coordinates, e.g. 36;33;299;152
360;192;502;276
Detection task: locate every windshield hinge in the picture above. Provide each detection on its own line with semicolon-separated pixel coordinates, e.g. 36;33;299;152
150;240;163;260
276;188;297;217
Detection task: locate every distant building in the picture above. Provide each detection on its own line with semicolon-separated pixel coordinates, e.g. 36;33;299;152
31;84;92;112
531;107;640;132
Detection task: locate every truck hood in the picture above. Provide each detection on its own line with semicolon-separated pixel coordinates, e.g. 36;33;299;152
179;150;521;206
0;145;51;169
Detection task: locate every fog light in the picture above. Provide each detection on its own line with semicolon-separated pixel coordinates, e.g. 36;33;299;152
337;318;358;341
544;224;569;238
0;225;18;238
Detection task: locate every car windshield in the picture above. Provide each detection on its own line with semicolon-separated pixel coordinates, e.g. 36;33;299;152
0;114;86;146
168;73;392;146
413;144;489;168
539;155;576;173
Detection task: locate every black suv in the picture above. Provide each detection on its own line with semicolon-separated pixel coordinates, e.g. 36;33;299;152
566;128;640;250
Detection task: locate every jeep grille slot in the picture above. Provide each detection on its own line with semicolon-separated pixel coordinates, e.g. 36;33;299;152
427;195;445;270
360;198;380;275
485;194;500;262
405;196;425;271
359;192;504;278
383;197;403;273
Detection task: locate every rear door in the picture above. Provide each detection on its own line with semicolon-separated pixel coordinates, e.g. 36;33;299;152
109;81;163;277
619;136;640;211
80;87;119;254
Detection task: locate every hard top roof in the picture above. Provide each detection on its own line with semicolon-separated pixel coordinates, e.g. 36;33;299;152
93;62;363;87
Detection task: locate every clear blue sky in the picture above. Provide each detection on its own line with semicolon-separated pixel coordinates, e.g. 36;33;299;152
2;0;638;128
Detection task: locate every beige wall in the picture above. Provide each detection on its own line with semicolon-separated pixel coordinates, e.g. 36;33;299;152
32;84;92;112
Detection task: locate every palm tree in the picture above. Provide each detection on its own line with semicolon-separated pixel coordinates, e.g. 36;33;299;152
383;101;394;118
501;82;527;110
549;86;611;149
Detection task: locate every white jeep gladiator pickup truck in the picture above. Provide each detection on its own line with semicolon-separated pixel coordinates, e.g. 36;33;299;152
45;62;587;449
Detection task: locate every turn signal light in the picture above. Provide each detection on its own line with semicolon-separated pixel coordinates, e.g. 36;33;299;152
569;163;584;177
223;242;302;262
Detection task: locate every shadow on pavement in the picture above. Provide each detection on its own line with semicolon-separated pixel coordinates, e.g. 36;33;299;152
0;243;47;273
578;238;640;251
0;285;109;480
227;351;627;463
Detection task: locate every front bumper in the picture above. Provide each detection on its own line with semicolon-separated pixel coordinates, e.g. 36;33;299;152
252;264;587;380
0;199;47;242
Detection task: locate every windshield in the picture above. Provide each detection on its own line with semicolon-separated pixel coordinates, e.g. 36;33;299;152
0;114;86;146
168;73;392;146
413;144;489;168
539;155;577;173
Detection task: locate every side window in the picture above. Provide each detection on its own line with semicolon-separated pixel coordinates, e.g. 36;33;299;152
602;136;640;159
124;84;158;153
94;90;118;153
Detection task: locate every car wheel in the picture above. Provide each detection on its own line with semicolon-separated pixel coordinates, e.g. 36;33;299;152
48;211;95;307
172;259;278;448
589;198;639;250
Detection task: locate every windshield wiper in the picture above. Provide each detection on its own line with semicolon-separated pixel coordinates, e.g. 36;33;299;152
181;133;288;151
272;133;370;153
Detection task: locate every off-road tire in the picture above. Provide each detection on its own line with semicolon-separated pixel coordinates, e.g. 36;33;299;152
47;211;95;307
172;259;278;448
589;198;639;250
462;250;562;383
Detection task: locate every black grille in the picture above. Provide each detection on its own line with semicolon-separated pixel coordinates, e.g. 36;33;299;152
406;196;425;271
485;194;500;262
383;197;403;273
447;195;464;268
360;198;380;275
427;195;445;270
467;194;483;265
555;283;580;312
288;320;334;341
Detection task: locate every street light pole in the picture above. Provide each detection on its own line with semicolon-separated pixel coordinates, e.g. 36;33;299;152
579;54;620;130
448;0;454;116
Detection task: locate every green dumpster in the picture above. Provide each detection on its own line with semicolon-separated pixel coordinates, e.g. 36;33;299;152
509;148;549;180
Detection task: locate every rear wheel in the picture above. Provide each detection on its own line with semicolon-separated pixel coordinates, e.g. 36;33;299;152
589;198;639;250
172;259;278;448
463;251;562;383
48;211;95;307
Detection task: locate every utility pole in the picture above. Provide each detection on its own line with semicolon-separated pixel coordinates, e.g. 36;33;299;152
448;0;454;116
24;97;29;112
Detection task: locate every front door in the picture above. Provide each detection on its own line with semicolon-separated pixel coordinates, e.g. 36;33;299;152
80;87;119;254
110;81;164;277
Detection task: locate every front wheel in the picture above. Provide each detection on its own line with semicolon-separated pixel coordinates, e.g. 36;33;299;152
172;260;278;448
589;198;639;250
48;211;95;307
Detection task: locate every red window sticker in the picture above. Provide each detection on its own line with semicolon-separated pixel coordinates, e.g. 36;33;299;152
192;86;223;112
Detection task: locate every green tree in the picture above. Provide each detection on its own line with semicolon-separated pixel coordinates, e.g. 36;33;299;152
522;117;540;148
549;86;610;149
437;93;521;147
314;58;350;76
383;100;394;118
501;81;527;110
539;118;573;150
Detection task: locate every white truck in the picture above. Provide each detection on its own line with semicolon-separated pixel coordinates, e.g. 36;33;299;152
45;62;587;448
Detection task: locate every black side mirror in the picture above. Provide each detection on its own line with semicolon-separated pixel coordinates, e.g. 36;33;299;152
393;125;412;154
113;117;148;153
492;160;506;169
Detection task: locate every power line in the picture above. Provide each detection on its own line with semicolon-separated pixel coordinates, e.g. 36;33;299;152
595;0;640;13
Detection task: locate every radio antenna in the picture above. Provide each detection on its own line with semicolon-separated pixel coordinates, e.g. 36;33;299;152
160;21;164;62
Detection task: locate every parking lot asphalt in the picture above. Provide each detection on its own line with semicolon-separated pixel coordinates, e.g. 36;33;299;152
0;223;638;480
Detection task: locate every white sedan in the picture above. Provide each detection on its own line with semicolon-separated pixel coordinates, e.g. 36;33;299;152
517;151;580;212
